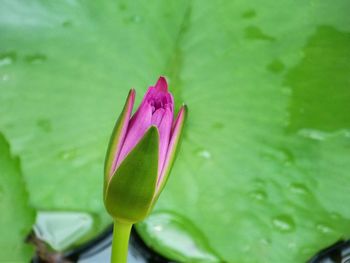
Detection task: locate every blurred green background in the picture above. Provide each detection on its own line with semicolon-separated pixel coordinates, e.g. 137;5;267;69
0;0;350;262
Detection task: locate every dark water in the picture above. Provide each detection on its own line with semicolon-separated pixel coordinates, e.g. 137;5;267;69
75;227;167;263
33;227;350;263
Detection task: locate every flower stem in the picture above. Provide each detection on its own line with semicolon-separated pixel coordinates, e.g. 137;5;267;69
111;219;132;263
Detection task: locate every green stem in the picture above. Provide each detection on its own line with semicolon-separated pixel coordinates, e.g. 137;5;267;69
111;219;132;263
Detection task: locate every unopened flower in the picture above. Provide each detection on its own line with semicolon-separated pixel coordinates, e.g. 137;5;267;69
104;77;187;223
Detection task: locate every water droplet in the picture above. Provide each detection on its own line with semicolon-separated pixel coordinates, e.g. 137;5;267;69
242;9;256;19
289;182;310;195
345;130;350;138
288;242;296;249
298;129;327;141
252;179;266;190
197;149;211;159
154;225;163;232
245;26;275;42
0;51;17;67
62;20;73;27
211;122;224;130
316;223;333;234
260;147;294;165
25;54;47;64
1;74;9;81
281;148;294;166
0;58;12;67
36;119;52;133
34;211;94;251
131;15;142;23
249;189;267;201
299;128;350;141
272;215;295;233
59;149;77;160
260;238;271;245
136;211;221;262
330;212;341;220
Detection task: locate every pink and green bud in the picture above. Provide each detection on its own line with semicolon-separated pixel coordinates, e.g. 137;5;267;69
104;77;187;223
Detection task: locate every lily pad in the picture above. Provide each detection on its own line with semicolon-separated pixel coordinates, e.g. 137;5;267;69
0;133;36;262
0;0;349;262
137;211;221;262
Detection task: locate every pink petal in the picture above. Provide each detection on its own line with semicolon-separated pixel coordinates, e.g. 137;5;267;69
163;92;174;114
151;108;165;127
154;76;168;92
158;105;186;186
157;108;173;175
116;101;152;167
115;77;176;175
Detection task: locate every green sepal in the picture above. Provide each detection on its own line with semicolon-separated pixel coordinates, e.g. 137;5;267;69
103;89;134;200
104;126;159;223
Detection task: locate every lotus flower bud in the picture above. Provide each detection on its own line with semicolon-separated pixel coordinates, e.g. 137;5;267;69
104;77;187;223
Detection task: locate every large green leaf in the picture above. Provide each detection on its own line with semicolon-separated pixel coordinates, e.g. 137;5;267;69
0;133;36;262
0;0;349;262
